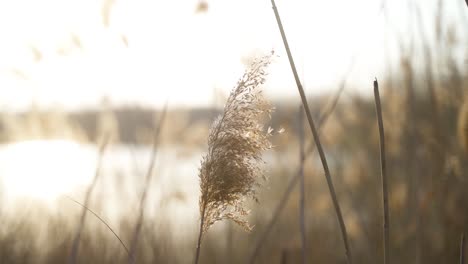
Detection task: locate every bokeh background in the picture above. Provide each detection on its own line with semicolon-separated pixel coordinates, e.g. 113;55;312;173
0;0;467;263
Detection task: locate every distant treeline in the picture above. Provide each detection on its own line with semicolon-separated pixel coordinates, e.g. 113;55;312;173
0;100;322;145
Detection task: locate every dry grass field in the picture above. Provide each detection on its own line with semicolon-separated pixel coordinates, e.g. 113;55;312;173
0;1;467;264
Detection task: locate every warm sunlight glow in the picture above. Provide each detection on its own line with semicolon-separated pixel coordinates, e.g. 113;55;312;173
0;140;97;202
0;0;462;111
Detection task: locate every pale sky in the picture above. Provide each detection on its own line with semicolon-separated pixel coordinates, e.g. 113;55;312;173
0;0;466;111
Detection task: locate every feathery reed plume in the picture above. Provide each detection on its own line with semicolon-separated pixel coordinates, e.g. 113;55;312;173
269;0;352;263
128;104;168;264
69;134;110;264
194;53;274;264
374;78;390;264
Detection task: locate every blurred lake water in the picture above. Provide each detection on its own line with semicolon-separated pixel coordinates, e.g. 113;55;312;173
0;140;202;231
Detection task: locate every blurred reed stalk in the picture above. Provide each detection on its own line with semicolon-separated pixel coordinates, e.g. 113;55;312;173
248;78;346;264
374;79;390;264
401;56;421;263
194;54;274;264
281;249;288;264
69;134;110;264
226;222;234;264
128;104;168;264
269;0;352;263
414;5;441;144
298;106;307;264
461;233;466;264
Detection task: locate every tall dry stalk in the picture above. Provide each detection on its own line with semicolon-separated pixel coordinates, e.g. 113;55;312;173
461;233;466;264
128;104;168;264
69;134;110;264
374;79;390;264
298;106;307;264
248;78;347;264
269;0;352;263
194;53;274;264
458;100;468;154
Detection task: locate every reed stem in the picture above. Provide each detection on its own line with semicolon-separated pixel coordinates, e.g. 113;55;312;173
461;233;466;264
194;203;207;264
374;78;390;264
269;0;352;262
248;78;346;264
298;106;307;264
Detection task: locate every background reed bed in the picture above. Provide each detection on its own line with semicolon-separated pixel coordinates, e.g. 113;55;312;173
0;1;465;264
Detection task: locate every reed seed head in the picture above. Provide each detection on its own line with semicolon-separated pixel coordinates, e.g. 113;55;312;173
198;52;275;235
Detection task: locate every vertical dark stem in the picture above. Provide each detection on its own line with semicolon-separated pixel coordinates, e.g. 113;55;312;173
461;233;466;264
194;203;207;264
374;79;390;264
269;0;352;263
298;106;307;264
280;249;288;264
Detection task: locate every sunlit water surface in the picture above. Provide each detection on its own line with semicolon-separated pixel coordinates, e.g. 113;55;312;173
0;140;202;233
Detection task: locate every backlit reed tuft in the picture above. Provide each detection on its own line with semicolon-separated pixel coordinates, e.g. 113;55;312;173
194;53;274;264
